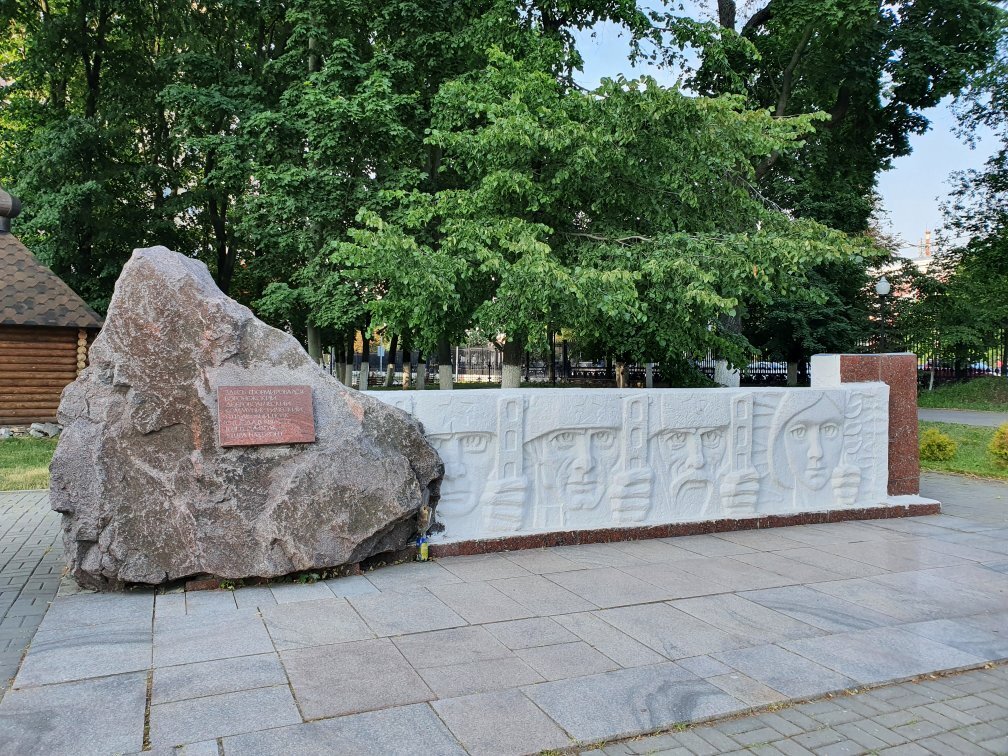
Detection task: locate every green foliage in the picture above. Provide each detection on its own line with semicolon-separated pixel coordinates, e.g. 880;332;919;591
919;427;957;462
0;438;56;491
989;423;1008;465
918;377;1008;411
918;421;1008;480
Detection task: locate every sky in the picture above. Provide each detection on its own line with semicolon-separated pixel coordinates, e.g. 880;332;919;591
574;21;996;258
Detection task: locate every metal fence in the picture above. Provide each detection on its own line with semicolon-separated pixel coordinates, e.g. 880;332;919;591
858;329;1007;388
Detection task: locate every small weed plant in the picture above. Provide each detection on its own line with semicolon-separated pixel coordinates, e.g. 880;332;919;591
919;427;957;461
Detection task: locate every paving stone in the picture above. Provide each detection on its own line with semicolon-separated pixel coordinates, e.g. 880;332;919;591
782;627;984;686
597;602;750;659
0;670;147;755
347;591;466;637
484;617;577;649
151;652;287;704
523;663;743;743
671;594;825;644
438;553;533;582
489;574;597;615
185;590;239;614
154;592;186;618
546;567;671;608
738;584;900;632
553;612;666;668
391;625;511;668
14;619;151;687
516;640;620;681
231;585;278;610
664;654;733;678
154;612;274;667
427;580;533;624
361;561;462;593
416;654;544;698
499;547;584;575
268;580;334;604
322;574;380;598
221;703;466;755
36;591;154;633
432;688;571;755
708;672;787;707
149;684;301;747
281;637;433;719
261;597;373;651
714;644;856;699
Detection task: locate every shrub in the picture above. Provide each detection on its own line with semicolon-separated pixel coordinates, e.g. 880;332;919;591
920;428;957;461
989;422;1008;466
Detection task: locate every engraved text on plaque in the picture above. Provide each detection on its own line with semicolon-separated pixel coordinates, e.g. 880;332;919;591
217;385;316;447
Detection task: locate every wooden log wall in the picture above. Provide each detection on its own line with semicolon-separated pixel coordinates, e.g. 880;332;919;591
0;325;89;425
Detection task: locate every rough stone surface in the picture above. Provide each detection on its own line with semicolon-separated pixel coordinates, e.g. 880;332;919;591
50;247;442;589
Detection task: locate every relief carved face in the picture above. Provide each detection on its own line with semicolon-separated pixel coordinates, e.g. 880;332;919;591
429;432;494;517
539;427;619;511
782;403;843;491
656;426;728;511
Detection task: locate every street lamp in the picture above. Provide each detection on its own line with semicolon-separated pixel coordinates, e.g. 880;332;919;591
875;276;891;352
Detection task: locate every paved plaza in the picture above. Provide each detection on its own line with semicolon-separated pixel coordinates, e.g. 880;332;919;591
917;408;1008;427
0;473;1005;754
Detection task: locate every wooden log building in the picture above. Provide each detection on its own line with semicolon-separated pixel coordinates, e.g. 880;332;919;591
0;188;103;426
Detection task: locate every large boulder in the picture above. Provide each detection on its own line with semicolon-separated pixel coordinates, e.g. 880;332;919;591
51;247;442;590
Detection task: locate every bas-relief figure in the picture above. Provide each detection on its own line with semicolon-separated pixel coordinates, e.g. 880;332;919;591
382;387;888;542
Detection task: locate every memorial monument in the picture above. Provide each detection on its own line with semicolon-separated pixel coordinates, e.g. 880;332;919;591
50;247;442;589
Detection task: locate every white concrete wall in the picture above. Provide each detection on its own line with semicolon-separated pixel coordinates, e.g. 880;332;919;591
373;384;890;544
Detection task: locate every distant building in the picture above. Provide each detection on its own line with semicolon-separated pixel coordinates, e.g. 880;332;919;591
0;188;103;425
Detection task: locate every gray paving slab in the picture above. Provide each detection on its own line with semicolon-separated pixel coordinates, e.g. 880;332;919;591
670;593;826;644
597;602;750;659
261;596;374;650
154;611;274;667
516;640;621;680
432;688;572;755
415;652;544;698
782;626;986;686
427;579;534;623
391;625;512;668
348;589;467;637
738;584;902;632
437;552;533;582
222;703;467;755
268;580;334;604
281;637;433;719
361;560;462;592
546;566;672;608
151;652;287;705
36;590;155;633
0;670;147;755
149;684;301;748
13;618;151;687
708;671;788;707
553;611;666;668
489;574;598;614
483;616;578;649
899;615;1008;661
323;573;380;598
713;643;859;699
524;662;742;743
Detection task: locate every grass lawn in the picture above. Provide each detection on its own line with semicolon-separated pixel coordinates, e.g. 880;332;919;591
919;421;1008;480
0;437;57;491
918;376;1008;412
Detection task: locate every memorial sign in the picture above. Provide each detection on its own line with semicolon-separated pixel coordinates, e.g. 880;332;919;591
217;385;316;446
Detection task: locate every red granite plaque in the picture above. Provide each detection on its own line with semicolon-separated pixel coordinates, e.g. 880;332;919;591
217;385;315;447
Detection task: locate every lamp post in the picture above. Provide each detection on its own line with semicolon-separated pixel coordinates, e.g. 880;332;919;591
876;275;891;352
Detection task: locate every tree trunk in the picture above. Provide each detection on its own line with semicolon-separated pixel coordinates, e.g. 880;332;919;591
548;329;556;384
359;328;370;391
561;340;569;380
385;333;398;387
402;333;412;389
437;335;453;390
306;324;322;362
344;329;355;386
501;338;524;389
645;363;654;389
417;358;427;390
787;361;798;387
615;360;626;388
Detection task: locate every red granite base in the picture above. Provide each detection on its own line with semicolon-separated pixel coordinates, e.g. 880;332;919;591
427;502;941;558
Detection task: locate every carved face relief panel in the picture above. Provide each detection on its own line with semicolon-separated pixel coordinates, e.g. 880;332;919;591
540;427;619;510
770;392;846;508
428;432;495;517
651;397;732;519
